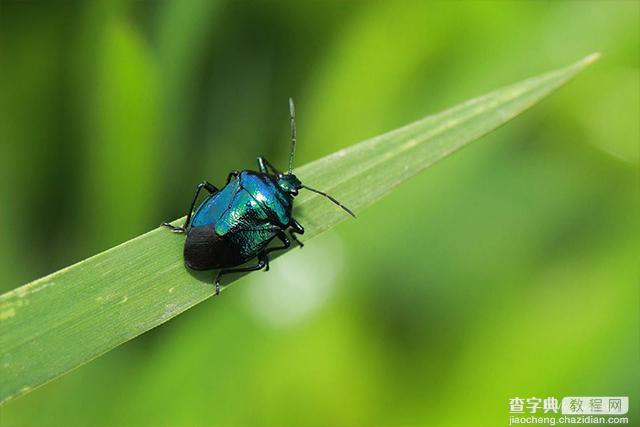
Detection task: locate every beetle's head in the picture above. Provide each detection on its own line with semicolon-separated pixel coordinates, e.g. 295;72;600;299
277;174;302;196
278;173;356;217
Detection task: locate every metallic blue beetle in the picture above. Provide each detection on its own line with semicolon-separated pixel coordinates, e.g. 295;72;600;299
163;99;355;295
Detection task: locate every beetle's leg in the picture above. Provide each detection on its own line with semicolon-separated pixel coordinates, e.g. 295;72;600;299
288;218;305;248
226;170;240;184
162;181;218;233
162;224;185;233
263;231;291;271
184;181;219;228
289;218;304;248
289;231;304;249
257;157;267;173
257;156;281;176
290;218;304;234
214;253;267;295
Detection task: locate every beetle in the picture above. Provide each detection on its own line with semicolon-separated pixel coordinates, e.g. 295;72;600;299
163;98;355;295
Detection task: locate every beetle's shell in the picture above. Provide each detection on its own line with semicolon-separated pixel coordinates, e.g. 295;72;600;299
184;171;293;270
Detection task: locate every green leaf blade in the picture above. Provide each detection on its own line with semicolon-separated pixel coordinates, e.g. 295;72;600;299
0;54;598;405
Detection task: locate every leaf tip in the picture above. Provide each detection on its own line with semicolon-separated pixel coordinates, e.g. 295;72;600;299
582;52;601;66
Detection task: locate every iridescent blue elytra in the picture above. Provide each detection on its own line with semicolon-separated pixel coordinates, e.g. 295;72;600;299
163;99;355;295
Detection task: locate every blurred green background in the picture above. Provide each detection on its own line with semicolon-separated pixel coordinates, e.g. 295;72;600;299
0;1;638;426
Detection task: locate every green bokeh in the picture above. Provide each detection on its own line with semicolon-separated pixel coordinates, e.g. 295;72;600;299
0;1;637;426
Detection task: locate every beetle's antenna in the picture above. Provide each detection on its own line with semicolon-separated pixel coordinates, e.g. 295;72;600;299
288;97;296;174
301;185;356;218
